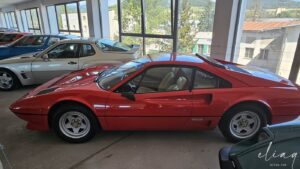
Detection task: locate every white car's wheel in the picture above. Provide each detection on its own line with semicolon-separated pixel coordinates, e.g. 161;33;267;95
0;69;19;91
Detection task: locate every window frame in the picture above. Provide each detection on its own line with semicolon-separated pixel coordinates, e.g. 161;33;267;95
114;64;232;94
48;1;87;37
117;0;175;55
259;49;269;60
79;43;96;57
22;8;42;34
47;43;80;59
245;47;254;59
192;68;232;90
4;11;18;31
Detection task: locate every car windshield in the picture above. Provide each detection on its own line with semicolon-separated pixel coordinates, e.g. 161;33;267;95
0;34;18;43
97;61;145;90
15;36;47;46
96;39;131;52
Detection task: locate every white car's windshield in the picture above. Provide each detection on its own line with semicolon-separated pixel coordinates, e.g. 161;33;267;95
97;61;144;90
96;39;131;52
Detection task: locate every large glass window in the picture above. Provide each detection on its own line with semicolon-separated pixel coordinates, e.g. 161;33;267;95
108;0;119;40
234;0;300;83
4;11;18;31
21;8;42;34
110;0;216;55
178;0;216;54
48;1;89;37
113;0;174;55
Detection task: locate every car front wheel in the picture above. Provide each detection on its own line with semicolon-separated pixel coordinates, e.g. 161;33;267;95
219;104;267;143
53;104;98;143
0;69;20;91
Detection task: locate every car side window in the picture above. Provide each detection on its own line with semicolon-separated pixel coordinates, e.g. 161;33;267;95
115;74;143;93
81;44;96;57
48;37;61;46
193;69;231;89
15;36;47;46
133;66;192;94
48;43;79;59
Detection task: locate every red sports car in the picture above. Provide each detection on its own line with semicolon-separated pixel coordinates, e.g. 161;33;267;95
10;54;300;143
0;32;29;46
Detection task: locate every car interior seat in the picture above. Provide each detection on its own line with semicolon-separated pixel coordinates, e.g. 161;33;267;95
166;76;187;91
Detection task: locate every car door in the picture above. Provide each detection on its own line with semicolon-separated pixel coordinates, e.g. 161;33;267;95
105;65;194;130
189;68;232;129
31;43;80;84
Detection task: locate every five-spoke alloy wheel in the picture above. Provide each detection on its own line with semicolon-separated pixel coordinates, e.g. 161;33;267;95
219;104;267;142
53;104;98;143
0;69;19;91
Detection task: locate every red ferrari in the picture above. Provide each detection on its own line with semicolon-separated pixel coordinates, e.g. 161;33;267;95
10;54;300;143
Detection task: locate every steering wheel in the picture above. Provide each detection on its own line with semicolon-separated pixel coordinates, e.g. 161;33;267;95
127;81;137;92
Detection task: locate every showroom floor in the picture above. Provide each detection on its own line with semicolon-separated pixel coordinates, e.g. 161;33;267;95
0;87;230;169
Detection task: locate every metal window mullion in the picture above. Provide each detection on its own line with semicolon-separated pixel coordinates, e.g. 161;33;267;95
13;12;19;30
117;0;122;42
54;5;61;34
64;4;71;34
172;0;179;52
29;9;35;30
76;1;83;37
141;0;146;55
35;8;42;33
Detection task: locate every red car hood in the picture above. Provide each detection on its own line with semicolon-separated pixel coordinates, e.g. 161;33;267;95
26;65;111;97
51;65;111;87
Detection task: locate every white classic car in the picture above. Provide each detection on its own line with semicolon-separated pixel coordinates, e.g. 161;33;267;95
0;38;139;90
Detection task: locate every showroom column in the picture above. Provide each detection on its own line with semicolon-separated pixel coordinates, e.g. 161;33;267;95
86;0;101;38
210;0;247;61
39;4;50;34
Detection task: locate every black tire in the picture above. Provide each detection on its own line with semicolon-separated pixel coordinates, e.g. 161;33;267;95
52;104;98;143
219;104;267;143
0;69;20;91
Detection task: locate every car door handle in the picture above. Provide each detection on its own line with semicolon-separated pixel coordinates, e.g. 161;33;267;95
68;61;77;65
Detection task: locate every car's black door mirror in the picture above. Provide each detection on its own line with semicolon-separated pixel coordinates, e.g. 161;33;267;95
121;92;135;101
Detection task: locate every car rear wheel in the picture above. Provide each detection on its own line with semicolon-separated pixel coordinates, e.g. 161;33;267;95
53;104;98;143
0;69;20;91
219;104;267;143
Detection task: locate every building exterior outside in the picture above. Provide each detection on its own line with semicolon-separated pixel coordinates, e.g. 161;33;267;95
194;21;300;84
237;21;300;84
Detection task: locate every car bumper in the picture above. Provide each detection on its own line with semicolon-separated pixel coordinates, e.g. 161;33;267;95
12;112;49;131
219;146;237;169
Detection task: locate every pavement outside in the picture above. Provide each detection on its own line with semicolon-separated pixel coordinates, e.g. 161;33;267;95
0;86;231;169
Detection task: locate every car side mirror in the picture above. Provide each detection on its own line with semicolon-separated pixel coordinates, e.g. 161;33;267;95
42;54;49;61
121;92;135;101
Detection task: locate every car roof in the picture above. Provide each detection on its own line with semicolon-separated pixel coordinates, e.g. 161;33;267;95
2;32;30;35
22;34;71;38
135;53;207;66
58;37;98;44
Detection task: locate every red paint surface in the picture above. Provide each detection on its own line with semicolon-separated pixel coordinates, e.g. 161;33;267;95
9;54;300;132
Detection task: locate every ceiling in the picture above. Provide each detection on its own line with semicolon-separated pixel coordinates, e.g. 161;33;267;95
0;0;30;8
